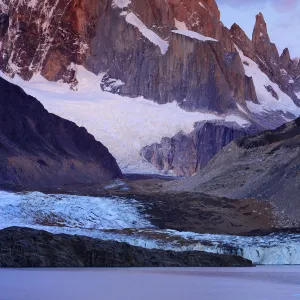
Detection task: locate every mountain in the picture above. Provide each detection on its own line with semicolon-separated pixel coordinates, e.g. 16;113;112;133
0;0;300;175
170;117;300;227
0;77;122;188
231;13;300;107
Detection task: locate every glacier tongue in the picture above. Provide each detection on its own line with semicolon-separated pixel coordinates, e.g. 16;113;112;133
0;66;249;174
0;190;300;265
0;190;153;230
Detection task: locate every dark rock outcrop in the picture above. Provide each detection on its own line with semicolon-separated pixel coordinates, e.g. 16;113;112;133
0;13;8;38
0;77;122;188
141;121;254;176
265;85;279;100
173;117;300;227
0;227;253;267
280;48;292;71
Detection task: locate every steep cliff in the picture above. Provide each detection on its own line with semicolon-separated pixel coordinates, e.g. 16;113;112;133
231;12;300;106
141;121;253;176
0;77;122;188
0;0;257;113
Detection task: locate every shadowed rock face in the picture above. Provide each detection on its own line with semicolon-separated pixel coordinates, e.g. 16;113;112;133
0;13;8;38
0;77;122;188
0;0;257;113
141;121;254;176
0;227;253;267
172;118;300;227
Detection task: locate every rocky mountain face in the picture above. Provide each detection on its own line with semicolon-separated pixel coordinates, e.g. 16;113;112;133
0;0;299;176
0;77;122;188
0;0;258;113
231;13;300;106
171;118;300;227
141;121;254;176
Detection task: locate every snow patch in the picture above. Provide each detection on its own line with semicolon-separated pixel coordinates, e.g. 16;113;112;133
112;0;131;9
236;47;300;117
125;13;169;55
172;30;218;42
174;19;188;31
199;2;206;9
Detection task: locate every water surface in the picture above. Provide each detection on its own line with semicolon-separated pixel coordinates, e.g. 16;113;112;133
1;267;300;300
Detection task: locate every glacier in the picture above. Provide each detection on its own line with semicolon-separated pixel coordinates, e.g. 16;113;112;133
0;67;249;174
0;190;300;265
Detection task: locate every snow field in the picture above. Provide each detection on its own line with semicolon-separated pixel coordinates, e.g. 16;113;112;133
0;66;248;174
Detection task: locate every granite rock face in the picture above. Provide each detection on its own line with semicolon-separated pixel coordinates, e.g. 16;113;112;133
141;121;253;176
0;0;100;83
0;0;258;113
0;1;298;111
0;77;122;188
0;227;253;267
231;13;300;106
1;1;299;178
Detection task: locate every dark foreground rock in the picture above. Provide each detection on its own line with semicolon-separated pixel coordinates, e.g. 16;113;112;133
0;77;122;188
0;227;253;267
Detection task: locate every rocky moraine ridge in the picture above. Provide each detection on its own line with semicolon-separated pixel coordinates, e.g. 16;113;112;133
171;117;300;227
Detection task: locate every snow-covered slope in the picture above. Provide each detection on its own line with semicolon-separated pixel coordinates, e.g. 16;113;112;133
237;47;300;117
0;66;249;174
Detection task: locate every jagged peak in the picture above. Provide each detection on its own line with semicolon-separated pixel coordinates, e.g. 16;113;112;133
230;23;250;40
230;23;242;31
253;12;269;42
200;0;220;20
280;48;293;70
293;57;300;66
281;48;291;60
257;12;264;18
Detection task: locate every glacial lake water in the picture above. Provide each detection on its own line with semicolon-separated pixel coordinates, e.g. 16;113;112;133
0;267;300;300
